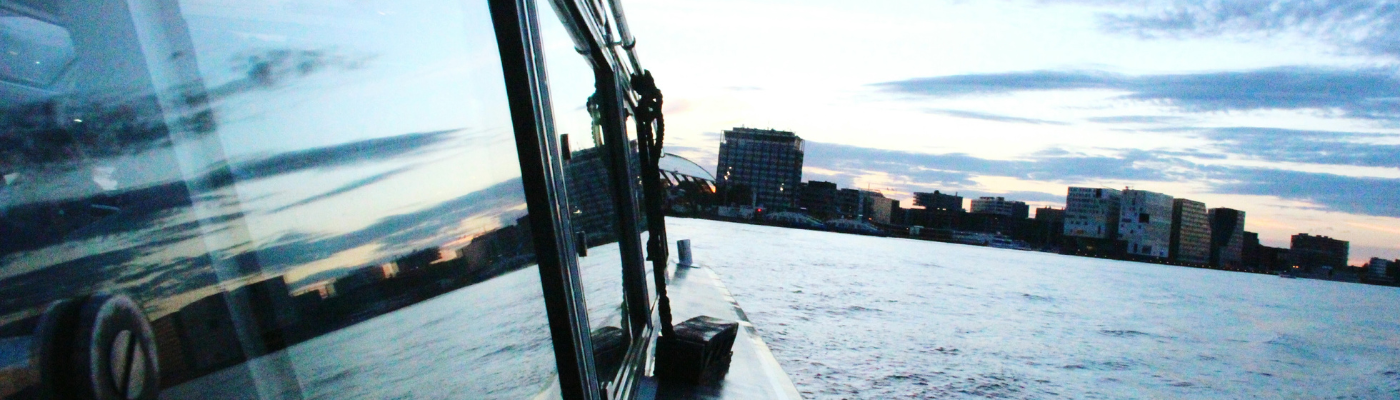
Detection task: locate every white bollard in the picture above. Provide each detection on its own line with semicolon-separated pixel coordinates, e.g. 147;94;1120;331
677;239;692;267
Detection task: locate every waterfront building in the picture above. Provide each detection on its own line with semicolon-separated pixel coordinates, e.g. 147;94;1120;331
971;197;1030;219
901;207;959;229
837;188;862;218
913;191;964;213
1291;233;1349;272
1242;231;1261;269
1026;207;1065;248
1035;207;1065;223
868;196;897;225
715;128;805;210
229;277;301;349
1064;187;1121;239
798;181;839;219
833;189;895;223
1118;189;1174;259
1209;208;1246;268
1257;246;1292;271
1368;258;1392;279
1169;199;1211;265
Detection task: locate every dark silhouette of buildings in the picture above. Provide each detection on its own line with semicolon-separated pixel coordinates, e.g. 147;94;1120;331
715;128;804;210
1170;199;1211;266
1026;207;1064;248
836;188;864;218
912;191;963;213
970;197;1029;219
1291;233;1349;273
1035;207;1064;223
1242;231;1261;269
798;181;838;219
1208;208;1246;268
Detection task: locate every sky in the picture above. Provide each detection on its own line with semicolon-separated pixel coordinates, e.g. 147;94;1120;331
623;0;1400;265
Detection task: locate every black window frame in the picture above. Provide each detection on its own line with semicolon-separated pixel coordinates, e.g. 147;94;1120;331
490;0;655;398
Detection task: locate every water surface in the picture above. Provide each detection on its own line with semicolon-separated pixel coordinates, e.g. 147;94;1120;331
667;218;1400;399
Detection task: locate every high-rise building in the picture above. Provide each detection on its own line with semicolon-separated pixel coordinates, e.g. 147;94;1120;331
1208;208;1246;268
1290;233;1348;272
912;191;964;213
798;180;839;219
1118;189;1174;259
970;197;1030;219
715;128;805;209
1169;199;1211;265
1064;187;1121;239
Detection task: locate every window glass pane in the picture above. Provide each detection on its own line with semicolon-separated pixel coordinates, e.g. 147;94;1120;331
0;10;74;87
536;1;630;387
626;117;657;303
0;0;560;398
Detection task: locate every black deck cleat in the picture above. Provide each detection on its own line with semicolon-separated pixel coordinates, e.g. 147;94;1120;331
654;315;738;384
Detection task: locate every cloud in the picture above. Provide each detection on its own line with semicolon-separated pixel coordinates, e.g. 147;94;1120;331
1209;167;1400;218
874;70;1121;96
247;178;526;273
267;164;419;213
1099;0;1400;58
805;141;1400;218
959;190;1069;204
875;66;1400;120
925;109;1069;125
196;129;459;190
804;142;1177;187
1087;115;1190;124
1199;127;1400;168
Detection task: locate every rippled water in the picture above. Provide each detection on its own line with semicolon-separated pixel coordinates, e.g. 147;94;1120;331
666;218;1400;399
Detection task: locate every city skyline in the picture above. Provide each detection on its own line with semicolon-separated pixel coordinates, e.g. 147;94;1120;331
626;0;1400;265
717;136;1384;268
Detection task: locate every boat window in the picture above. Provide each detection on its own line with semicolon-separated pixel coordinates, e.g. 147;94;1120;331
0;9;74;87
624;111;658;304
0;0;561;398
537;0;633;389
